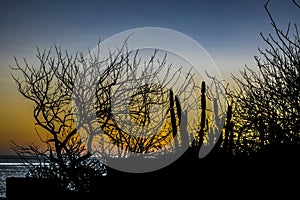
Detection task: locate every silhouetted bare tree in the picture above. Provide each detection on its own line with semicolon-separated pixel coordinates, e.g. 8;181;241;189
10;45;108;191
91;49;194;158
231;0;300;158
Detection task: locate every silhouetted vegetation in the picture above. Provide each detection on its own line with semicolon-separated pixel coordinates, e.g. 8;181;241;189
228;0;300;160
10;45;108;192
7;1;300;197
10;35;216;182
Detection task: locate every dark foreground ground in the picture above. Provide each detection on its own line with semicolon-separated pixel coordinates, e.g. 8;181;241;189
5;156;300;200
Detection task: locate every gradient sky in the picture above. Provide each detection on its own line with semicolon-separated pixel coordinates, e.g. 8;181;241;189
0;0;299;154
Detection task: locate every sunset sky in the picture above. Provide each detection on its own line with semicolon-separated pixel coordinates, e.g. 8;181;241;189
0;0;299;155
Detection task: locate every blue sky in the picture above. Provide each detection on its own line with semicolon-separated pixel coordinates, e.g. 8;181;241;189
0;0;299;154
1;0;299;74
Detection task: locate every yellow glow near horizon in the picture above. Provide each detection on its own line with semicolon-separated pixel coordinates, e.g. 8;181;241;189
0;71;42;154
0;51;235;155
0;76;217;155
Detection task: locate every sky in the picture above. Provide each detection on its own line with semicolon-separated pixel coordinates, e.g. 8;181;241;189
0;0;299;154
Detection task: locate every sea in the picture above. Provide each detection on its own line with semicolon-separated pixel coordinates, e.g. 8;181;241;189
0;155;29;198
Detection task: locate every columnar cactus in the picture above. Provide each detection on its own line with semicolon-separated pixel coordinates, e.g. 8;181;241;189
223;105;233;151
197;81;206;148
169;89;180;152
